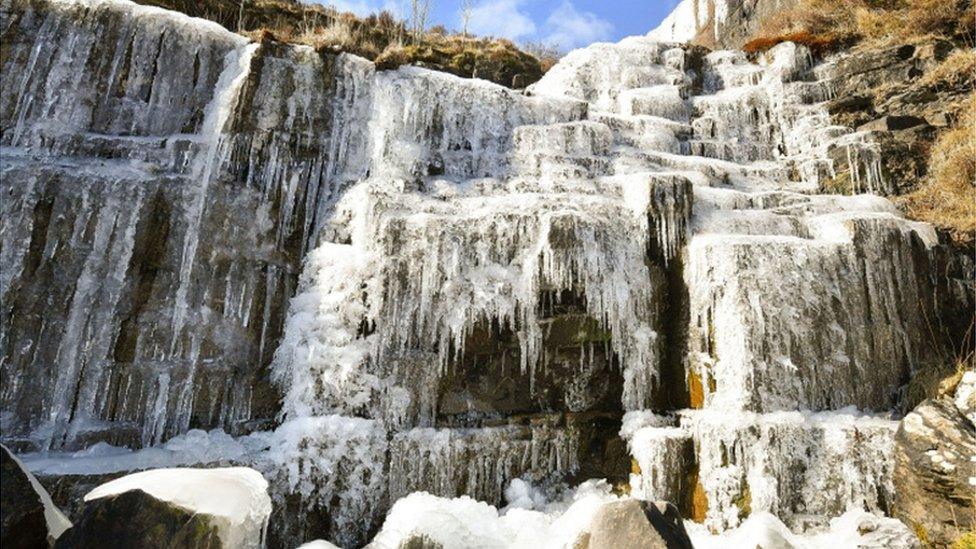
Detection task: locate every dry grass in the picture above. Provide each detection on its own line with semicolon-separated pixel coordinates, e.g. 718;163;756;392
919;48;976;90
744;0;974;55
901;95;976;243
742;30;844;56
133;0;550;88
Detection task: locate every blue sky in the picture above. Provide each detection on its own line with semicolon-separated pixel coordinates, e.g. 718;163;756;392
317;1;681;50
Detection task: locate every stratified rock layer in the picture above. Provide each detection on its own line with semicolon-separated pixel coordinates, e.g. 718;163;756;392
893;373;976;548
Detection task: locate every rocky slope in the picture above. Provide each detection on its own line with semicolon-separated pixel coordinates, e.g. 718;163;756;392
0;0;971;547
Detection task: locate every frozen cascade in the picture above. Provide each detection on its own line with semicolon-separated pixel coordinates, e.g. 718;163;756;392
0;1;956;547
1;0;374;450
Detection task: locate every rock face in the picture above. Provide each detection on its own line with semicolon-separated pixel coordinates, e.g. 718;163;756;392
649;0;799;49
575;500;693;549
0;0;968;547
893;373;976;547
1;444;71;548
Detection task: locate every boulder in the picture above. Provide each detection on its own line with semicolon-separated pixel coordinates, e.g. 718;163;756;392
857;115;927;133
54;468;272;549
574;500;693;549
1;444;71;548
893;376;975;547
54;489;223;549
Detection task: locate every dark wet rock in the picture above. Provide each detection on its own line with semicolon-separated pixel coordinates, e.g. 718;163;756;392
2;445;51;548
53;489;222;549
1;445;71;548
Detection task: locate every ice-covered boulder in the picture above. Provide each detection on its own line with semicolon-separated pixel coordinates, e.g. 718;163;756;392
0;444;71;547
55;467;271;549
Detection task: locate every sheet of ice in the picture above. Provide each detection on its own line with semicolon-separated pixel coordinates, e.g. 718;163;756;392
368;480;619;549
20;429;265;475
85;467;272;549
687;509;920;549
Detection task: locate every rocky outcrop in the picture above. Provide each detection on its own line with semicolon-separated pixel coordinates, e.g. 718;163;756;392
0;444;71;548
649;0;799;49
574;500;693;549
893;372;976;547
816;40;971;197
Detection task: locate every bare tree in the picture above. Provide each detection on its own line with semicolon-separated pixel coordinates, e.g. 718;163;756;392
409;0;433;40
460;0;474;37
237;0;246;32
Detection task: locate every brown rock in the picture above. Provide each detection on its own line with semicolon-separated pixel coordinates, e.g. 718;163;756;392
574;500;693;549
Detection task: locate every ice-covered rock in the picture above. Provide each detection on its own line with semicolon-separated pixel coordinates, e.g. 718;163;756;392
65;467;272;549
0;443;71;546
1;0;960;546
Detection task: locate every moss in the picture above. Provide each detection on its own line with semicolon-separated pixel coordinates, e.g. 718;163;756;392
952;531;976;549
820;171;854;195
734;482;752;520
913;521;932;546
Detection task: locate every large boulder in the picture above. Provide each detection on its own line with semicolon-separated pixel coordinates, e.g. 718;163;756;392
0;444;71;548
53;489;223;549
54;467;272;549
574;500;694;549
893;372;975;547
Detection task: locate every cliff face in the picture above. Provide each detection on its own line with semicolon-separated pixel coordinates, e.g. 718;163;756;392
0;0;372;451
649;0;799;49
0;0;970;548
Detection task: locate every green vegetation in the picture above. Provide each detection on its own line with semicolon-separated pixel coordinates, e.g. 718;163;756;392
132;0;557;88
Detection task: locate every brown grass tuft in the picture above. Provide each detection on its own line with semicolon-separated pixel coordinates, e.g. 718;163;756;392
746;0;974;56
901;95;976;244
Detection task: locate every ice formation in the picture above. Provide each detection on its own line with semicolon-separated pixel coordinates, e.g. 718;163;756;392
0;0;954;547
85;467;273;548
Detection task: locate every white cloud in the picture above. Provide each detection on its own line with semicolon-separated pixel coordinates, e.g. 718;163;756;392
319;0;403;17
467;0;537;41
541;1;613;51
321;0;374;16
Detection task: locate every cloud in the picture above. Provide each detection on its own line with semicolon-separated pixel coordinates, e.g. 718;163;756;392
541;1;614;51
320;0;375;16
467;0;537;41
319;0;403;17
